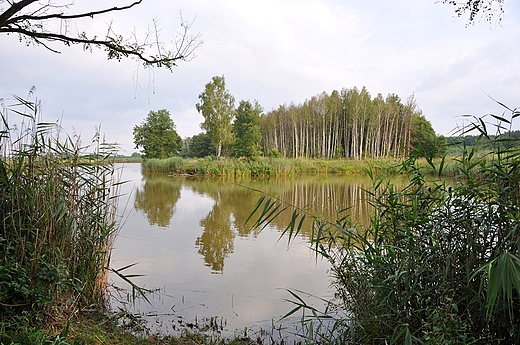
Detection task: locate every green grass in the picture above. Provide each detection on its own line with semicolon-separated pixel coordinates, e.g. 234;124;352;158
140;156;424;177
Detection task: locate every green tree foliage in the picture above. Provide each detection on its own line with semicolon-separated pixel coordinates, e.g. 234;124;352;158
409;113;443;157
188;132;215;158
133;109;182;159
262;87;422;159
232;100;263;158
0;1;200;69
196;76;235;159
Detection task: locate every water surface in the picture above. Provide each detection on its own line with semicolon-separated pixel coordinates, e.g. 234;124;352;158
110;163;373;339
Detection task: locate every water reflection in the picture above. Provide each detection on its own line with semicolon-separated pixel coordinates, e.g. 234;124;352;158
134;175;182;227
111;164;376;339
134;172;373;273
197;201;235;273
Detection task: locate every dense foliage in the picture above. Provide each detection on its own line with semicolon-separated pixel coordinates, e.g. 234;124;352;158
249;107;520;344
133;109;182;159
231;100;263;158
181;132;215;158
189;79;444;161
262;87;443;159
197;76;236;159
0;95;122;343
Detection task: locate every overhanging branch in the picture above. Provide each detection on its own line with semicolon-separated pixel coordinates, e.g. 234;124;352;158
0;1;201;70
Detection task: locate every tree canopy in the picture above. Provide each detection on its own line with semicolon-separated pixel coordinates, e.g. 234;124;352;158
133;109;182;159
197;75;235;159
187;132;215;158
231;100;263;159
0;0;201;69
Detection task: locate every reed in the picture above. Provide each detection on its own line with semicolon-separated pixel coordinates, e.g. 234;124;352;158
247;109;520;344
0;94;122;343
140;156;414;177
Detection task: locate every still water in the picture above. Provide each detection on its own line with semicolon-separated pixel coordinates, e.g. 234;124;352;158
109;163;373;340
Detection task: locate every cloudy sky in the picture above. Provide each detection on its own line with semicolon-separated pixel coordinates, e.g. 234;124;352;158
1;0;519;155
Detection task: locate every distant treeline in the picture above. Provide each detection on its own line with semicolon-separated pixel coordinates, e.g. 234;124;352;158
261;87;442;159
181;85;446;160
444;129;520;156
447;130;520;146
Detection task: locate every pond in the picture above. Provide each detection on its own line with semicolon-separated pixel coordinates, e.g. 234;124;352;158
109;163;374;341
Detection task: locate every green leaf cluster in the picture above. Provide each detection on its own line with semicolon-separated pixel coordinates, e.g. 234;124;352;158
231;100;263;159
133;109;182;159
197;76;235;159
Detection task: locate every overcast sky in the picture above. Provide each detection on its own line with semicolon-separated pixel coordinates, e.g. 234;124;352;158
1;0;519;155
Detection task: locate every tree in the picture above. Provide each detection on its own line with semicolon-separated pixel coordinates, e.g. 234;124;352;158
439;0;505;24
409;113;440;157
196;75;235;159
189;132;215;158
0;1;201;69
232;100;263;158
133;109;182;159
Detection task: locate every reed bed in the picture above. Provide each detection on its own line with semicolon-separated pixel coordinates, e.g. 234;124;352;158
139;156;441;178
0;95;122;343
247;111;520;344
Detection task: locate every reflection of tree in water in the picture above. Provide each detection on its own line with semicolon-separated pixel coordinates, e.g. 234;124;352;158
134;175;182;227
185;176;376;272
196;196;235;273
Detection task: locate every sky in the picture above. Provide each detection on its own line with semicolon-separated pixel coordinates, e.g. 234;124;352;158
1;0;520;155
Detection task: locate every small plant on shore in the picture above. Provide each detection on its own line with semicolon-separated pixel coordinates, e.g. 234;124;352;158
0;92;123;344
248;104;520;344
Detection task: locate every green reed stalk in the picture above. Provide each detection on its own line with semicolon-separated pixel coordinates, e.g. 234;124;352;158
0;94;121;343
247;107;520;344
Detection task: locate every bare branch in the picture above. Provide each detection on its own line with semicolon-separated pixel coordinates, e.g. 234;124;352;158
4;1;144;26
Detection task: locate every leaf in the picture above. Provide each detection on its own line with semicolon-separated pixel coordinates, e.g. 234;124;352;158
110;264;152;305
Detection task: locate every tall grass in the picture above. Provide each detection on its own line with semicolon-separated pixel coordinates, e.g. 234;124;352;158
248;108;520;344
141;156;411;177
0;93;122;343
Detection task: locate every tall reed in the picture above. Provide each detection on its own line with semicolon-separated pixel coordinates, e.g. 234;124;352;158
141;156;408;177
0;93;121;342
248;107;520;344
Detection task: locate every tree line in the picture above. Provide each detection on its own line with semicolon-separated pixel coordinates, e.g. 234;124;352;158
262;87;446;159
134;75;445;160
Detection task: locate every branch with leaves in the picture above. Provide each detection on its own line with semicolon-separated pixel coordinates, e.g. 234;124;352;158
0;0;201;70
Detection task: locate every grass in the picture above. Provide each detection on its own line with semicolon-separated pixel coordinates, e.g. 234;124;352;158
140;155;456;178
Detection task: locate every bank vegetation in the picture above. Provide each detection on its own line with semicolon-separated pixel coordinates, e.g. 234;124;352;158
248;107;520;344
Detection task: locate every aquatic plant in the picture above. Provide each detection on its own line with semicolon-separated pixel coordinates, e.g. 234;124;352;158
0;92;122;343
248;104;520;344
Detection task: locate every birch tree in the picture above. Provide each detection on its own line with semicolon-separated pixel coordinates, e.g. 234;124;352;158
197;76;235;159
